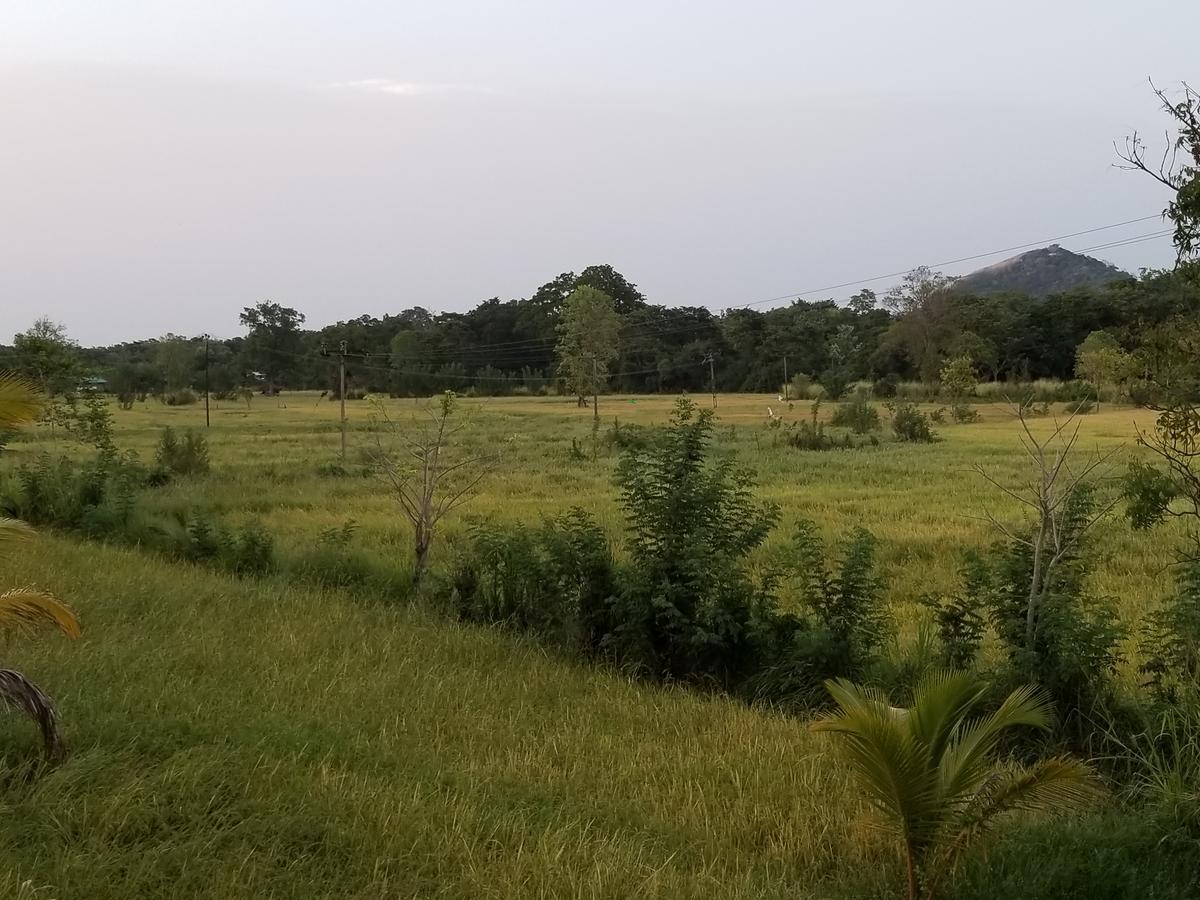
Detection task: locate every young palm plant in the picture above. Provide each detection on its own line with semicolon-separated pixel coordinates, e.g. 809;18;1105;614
0;373;81;762
814;672;1101;900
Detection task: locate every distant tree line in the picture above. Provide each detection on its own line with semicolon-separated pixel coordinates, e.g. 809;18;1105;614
2;261;1197;403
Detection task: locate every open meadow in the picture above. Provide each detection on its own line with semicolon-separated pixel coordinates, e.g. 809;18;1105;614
0;392;1195;899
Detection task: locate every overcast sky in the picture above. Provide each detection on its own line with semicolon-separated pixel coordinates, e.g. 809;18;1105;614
1;1;1194;345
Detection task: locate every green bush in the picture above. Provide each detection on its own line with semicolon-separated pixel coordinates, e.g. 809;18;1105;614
745;521;884;705
154;426;210;476
450;509;617;651
782;420;856;451
887;401;937;442
829;391;882;434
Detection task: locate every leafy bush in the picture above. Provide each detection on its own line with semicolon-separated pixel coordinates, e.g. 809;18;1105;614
951;402;980;423
609;399;780;684
1140;560;1200;704
887;401;937;442
148;509;275;575
2;453;112;530
923;551;989;669
223;522;276;576
782;420;857;451
450;509;617;650
604;417;653;452
747;521;885;704
449;400;888;707
976;490;1126;743
154;427;210;476
830;391;882;434
1123;459;1179;530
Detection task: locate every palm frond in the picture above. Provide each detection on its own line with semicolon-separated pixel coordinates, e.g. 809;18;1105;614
0;373;43;430
0;518;36;558
907;670;989;763
814;679;944;849
938;683;1054;800
945;756;1103;857
0;589;82;639
0;668;66;761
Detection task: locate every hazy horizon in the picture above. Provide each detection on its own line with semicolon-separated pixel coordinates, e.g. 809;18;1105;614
2;1;1195;345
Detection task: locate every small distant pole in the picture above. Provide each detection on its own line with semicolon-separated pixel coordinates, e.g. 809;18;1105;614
704;353;717;408
338;340;348;461
592;356;600;425
204;335;211;428
783;355;789;401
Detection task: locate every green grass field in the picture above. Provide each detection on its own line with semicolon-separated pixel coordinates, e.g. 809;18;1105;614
0;393;1194;899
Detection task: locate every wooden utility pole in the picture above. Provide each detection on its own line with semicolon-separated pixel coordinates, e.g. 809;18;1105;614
783;355;789;401
338;340;348;461
704;353;717;408
204;335;211;428
591;355;600;461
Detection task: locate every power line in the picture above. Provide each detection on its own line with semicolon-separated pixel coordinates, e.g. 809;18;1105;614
331;211;1168;361
250;211;1172;378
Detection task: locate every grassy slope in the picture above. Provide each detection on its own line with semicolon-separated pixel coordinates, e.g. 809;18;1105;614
4;536;1196;900
1;535;884;899
0;394;1196;898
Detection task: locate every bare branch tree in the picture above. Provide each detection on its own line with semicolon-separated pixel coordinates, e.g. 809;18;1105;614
1115;79;1200;261
369;392;500;584
975;402;1122;650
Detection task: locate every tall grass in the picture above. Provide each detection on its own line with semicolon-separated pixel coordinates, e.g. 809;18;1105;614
0;392;1193;898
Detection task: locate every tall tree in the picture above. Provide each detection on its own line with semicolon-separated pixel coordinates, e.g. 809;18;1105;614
11;318;80;398
1074;330;1131;409
155;333;197;393
882;268;961;381
576;264;646;315
239;302;306;394
556;287;622;409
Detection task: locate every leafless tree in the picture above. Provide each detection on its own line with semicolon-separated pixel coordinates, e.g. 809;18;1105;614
369;391;499;584
974;402;1121;649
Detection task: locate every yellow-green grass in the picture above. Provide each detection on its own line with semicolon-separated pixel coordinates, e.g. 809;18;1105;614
7;392;1179;649
0;393;1194;898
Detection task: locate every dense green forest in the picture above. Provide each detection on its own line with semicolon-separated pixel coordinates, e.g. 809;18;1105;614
3;261;1198;401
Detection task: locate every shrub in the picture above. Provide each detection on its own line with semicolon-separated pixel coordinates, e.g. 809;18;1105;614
951;402;980;423
749;521;885;704
154;427;210;476
872;374;899;398
1140;560;1200;704
163;388;197;406
604;417;653;452
3;453;111;530
887;401;937;443
609;399;780;684
819;369;851;401
830;391;882;434
922;551;989;669
787;372;814;399
783;420;856;451
984;490;1126;743
450;509;617;651
222;522;276;576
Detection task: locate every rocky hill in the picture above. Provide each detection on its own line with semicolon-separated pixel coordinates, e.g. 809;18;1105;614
956;244;1131;296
